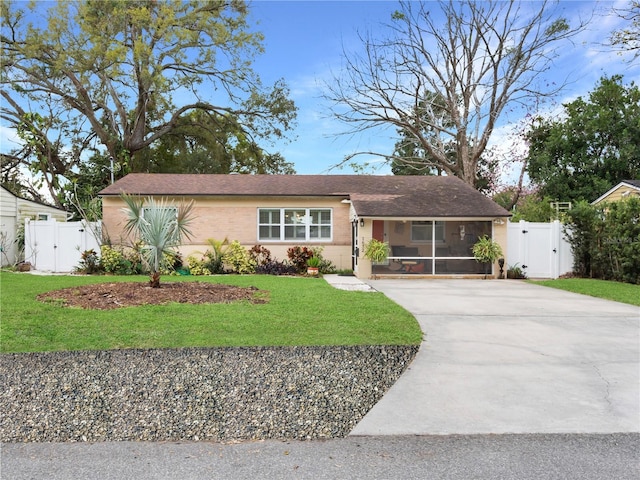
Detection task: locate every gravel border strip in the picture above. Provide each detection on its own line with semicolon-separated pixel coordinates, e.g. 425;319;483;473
1;345;418;443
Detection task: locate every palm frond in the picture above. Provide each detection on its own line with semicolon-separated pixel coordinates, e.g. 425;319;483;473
119;194;195;283
120;193;146;238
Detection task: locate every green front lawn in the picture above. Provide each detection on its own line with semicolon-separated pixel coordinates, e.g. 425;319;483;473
0;272;422;353
531;278;640;306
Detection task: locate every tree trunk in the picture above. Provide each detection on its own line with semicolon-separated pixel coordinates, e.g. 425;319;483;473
149;271;161;288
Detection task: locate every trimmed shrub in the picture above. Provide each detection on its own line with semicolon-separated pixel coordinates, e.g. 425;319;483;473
202;238;229;274
224;241;256;274
75;249;103;274
287;246;314;274
186;255;211;276
160;251;183;275
249;245;273;266
255;261;297;275
100;245;140;275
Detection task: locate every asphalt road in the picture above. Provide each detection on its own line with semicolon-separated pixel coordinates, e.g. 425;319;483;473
2;433;639;480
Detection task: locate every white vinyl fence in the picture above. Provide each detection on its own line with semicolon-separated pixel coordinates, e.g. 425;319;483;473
507;220;574;279
24;219;101;272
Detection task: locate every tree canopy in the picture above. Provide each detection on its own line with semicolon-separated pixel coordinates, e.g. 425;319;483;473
324;0;586;188
133;110;295;175
1;0;297;208
526;75;640;204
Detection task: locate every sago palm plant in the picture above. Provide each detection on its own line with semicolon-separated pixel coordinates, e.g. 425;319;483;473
121;194;194;288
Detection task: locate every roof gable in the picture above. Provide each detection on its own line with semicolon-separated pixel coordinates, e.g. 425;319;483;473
1;186;67;213
99;174;510;218
592;180;640;205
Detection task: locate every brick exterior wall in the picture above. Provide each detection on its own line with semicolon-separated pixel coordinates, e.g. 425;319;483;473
101;195;353;270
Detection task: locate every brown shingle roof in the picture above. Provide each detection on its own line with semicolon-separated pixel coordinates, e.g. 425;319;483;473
99;174;510;218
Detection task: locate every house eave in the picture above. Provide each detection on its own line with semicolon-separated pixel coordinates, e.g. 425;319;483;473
356;215;511;221
591;181;640;205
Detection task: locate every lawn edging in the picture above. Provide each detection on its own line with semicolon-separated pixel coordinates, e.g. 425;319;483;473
1;345;418;442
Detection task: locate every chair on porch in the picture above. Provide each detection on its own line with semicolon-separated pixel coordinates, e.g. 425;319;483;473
391;246;422;272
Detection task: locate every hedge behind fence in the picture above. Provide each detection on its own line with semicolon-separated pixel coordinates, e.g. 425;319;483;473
564;198;640;284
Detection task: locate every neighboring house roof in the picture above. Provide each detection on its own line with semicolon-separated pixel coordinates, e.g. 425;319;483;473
99;174;510;218
1;186;67;215
591;180;640;205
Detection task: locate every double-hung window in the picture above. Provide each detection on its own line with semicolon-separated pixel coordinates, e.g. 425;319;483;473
258;208;332;242
258;209;282;240
411;221;445;242
142;206;178;220
309;209;331;239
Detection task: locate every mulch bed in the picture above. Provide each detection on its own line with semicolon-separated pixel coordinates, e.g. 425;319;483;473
37;281;268;310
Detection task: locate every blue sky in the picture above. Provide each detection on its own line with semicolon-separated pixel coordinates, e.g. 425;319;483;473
248;0;403;174
244;0;640;176
1;1;638;184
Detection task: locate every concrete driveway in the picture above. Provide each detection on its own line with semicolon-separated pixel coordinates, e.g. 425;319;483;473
351;279;640;435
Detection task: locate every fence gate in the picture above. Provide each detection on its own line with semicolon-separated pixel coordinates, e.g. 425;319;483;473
24;219;101;272
507;220;573;279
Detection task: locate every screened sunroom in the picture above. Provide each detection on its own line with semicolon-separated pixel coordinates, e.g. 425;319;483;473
367;219;496;276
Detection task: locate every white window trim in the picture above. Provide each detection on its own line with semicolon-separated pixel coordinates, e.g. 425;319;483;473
258;208;333;242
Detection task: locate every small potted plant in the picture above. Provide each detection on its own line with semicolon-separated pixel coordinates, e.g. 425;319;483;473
507;263;527;279
306;256;320;276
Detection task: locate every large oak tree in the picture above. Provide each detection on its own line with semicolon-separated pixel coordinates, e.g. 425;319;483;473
1;0;296;206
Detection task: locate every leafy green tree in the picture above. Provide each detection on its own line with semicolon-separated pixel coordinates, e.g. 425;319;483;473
132;110;295;175
121;195;194;288
1;0;296;194
600;197;640;284
0;90;84;207
492;187;519;212
390;134;445;176
1;153;31;198
527;75;640;203
508;193;556;222
494;179;573;222
62;153;115;221
325;0;586;187
564;198;640;284
563;201;603;278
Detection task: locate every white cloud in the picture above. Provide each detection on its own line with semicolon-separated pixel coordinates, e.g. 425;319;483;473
0;125;22;153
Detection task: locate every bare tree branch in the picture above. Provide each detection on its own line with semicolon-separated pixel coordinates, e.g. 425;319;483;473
324;0;589;188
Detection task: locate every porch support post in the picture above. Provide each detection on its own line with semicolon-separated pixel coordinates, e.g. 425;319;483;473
357;218;373;279
492;218;509;278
